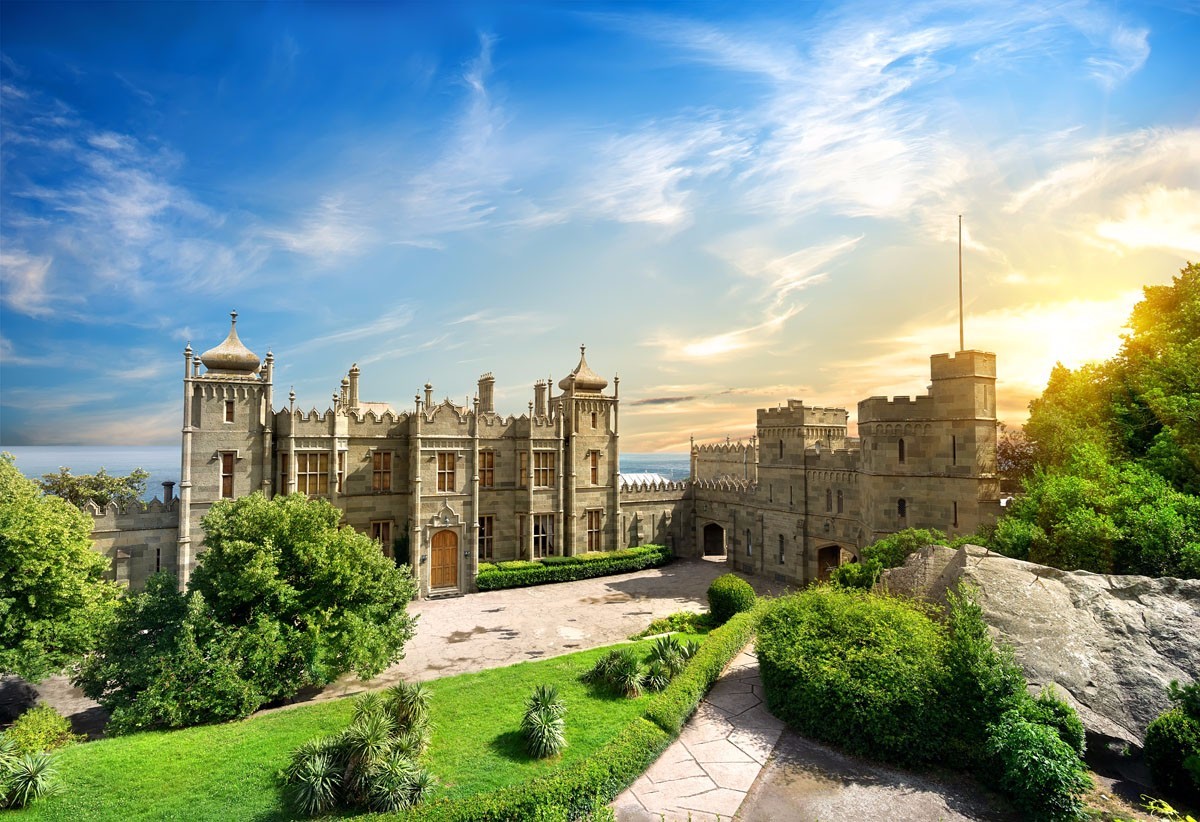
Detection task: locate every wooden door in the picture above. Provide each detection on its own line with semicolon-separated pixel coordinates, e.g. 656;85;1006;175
431;530;458;589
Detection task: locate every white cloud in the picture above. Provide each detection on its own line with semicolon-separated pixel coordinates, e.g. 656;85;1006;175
649;304;802;362
1095;186;1200;254
263;194;372;261
0;249;54;316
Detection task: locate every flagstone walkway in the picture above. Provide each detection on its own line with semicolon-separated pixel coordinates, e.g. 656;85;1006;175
612;647;783;822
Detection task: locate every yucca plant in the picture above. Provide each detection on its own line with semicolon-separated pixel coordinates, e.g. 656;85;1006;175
522;705;567;758
283;734;347;783
285;752;340;817
582;649;626;685
385;681;432;731
365;750;421;813
644;659;672;693
612;650;646;698
391;727;431;759
525;684;565;721
353;691;385;723
650;636;687;678
680;638;701;662
1;751;59;809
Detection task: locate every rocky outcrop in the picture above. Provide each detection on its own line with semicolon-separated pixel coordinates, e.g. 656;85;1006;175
882;545;1200;753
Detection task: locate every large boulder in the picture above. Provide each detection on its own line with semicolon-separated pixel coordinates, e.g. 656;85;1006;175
882;545;1200;755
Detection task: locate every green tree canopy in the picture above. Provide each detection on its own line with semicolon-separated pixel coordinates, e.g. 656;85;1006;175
37;466;150;509
0;454;120;682
75;492;419;733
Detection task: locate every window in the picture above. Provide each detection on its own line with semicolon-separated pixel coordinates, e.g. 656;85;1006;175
789;485;793;506
898;498;907;519
372;451;392;492
779;440;784;460
519;452;529;489
533;514;554;558
953;501;959;528
297;453;329;496
155;547;161;573
952;435;957;466
837;490;844;513
587;509;601;550
825;488;832;512
370;520;392;552
590;451;599;485
224;400;234;423
437;452;456;492
778;534;785;565
746;529;753;556
518;514;527;555
478;515;494;560
534;452;555;487
898;438;906;464
479;451;495;488
591;411;597;429
220;451;235;499
337;451;346;494
280;452;289;492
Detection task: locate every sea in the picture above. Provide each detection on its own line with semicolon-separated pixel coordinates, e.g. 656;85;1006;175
3;446;691;500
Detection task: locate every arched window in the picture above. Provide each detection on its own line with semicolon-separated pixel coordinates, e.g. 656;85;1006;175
836;490;843;513
898;498;907;519
826;488;833;511
898;438;906;464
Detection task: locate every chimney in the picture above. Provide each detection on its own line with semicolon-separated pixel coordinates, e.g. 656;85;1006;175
340;376;350;408
534;381;547;417
424;382;434;407
162;481;175;504
348;363;360;409
478;372;495;413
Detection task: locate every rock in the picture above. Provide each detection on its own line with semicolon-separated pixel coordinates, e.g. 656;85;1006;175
881;545;1200;754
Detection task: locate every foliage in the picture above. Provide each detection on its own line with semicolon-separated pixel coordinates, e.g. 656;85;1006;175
282;685;435;815
4;705;83;755
475;545;672;591
630;610;713;639
644;606;760;735
36;466;150;510
522;685;567;758
0;454;121;682
1018;687;1087;758
756;587;948;765
829;528;947;589
985;709;1092;821
0;736;59;810
705;573;756;624
1145;680;1200;803
997;422;1036;488
990;443;1200;576
75;493;419;734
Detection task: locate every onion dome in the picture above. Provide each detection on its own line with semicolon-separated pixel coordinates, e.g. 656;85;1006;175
200;311;261;375
558;345;608;393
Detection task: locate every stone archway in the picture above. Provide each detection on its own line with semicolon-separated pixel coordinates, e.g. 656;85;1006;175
817;544;842;581
431;529;459;590
702;522;726;556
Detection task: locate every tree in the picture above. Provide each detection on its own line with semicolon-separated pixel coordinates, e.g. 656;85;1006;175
0;454;120;682
996;422;1035;490
74;493;419;732
37;466;150;509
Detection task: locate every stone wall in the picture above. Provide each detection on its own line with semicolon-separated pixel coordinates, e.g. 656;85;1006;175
87;498;179;587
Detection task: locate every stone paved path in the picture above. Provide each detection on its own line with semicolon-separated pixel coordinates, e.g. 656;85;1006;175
612;648;784;822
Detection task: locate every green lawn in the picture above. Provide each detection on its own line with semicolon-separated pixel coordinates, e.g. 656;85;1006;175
18;638;694;821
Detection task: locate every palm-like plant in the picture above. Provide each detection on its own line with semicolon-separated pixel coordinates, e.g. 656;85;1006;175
525;684;565;721
284;752;340;817
385;681;432;730
650;636;687;678
612;652;645;698
644;659;672;693
365;750;421;813
522;706;567;758
352;691;385;723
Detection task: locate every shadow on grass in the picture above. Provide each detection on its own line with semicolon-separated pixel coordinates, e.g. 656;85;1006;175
489;729;534;763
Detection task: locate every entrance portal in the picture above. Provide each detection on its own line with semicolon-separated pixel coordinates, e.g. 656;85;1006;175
703;523;726;556
817;544;842;581
431;529;459;589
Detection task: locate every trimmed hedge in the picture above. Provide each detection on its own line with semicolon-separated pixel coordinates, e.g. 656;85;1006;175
475;545;672;591
644;606;761;735
394;718;671;821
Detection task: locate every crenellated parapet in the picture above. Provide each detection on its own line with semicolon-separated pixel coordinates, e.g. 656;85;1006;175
87;497;179;532
690;476;756;493
857;394;936;423
618;478;688;494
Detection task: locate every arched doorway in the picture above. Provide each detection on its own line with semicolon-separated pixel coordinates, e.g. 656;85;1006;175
431;530;459;589
817;544;842;581
703;523;726;556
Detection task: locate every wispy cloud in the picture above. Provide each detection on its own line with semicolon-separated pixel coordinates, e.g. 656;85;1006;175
649;304;802;362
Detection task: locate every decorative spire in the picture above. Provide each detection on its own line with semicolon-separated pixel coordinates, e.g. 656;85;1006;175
199;311;260;375
558;344;608;393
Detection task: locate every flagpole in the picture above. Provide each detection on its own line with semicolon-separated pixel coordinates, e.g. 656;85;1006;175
958;214;964;352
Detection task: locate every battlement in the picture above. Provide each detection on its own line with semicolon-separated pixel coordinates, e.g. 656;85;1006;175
86;497;179;531
693;441;755;455
930;350;996;381
758;401;847;427
801;447;860;470
857;393;936;423
619;477;688;495
691;477;756;493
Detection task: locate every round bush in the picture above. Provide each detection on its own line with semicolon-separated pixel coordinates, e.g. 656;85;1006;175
706;574;756;625
986;711;1091;821
1145;707;1200;803
755;588;947;765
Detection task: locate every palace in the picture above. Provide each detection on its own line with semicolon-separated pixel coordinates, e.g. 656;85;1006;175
87;313;1001;595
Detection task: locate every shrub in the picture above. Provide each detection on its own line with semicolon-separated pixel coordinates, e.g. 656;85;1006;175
706;573;756;624
0;740;59;810
986;710;1092;821
1146;700;1200;803
475;545;672;591
644;606;760;735
648;636;688;679
1019;687;1087;758
828;556;882;589
521;685;567;759
4;704;84;754
756;588;947;765
630;610;713;639
281;687;435;816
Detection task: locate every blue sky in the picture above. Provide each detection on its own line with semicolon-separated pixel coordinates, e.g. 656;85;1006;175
2;1;1197;451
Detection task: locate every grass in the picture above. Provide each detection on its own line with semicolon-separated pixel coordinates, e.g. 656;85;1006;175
17;637;700;821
